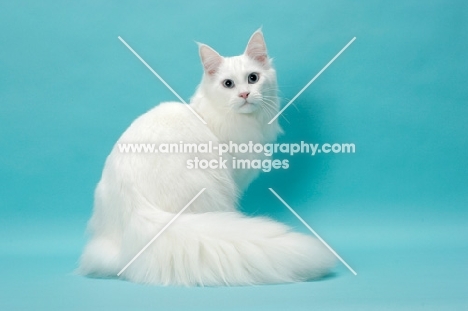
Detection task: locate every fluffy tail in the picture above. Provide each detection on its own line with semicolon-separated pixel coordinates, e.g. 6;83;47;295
79;211;335;286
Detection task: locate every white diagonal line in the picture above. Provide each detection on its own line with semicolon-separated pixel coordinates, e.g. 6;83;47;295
117;188;206;276
268;37;356;124
268;188;357;276
118;36;207;124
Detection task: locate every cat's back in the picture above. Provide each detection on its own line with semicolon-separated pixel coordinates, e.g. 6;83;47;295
98;101;236;214
119;101;213;143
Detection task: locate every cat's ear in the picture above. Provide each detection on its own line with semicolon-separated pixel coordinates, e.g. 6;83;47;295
244;29;269;66
198;43;223;76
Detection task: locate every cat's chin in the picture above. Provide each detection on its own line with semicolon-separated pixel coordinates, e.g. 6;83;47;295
236;102;259;114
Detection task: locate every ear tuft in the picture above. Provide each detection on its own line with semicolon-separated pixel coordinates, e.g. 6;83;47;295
244;29;269;66
198;43;223;76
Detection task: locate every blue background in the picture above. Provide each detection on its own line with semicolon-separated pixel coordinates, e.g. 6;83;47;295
1;0;467;310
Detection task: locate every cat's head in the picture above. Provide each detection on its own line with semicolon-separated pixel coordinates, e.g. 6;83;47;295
197;30;278;117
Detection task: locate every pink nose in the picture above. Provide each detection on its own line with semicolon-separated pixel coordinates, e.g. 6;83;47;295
239;92;250;99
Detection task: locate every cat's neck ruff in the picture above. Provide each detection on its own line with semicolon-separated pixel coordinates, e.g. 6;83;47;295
191;94;280;144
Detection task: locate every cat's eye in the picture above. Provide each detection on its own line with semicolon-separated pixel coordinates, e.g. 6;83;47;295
222;79;235;89
248;73;259;84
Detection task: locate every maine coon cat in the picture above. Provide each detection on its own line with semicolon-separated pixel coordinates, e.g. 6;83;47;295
79;30;335;286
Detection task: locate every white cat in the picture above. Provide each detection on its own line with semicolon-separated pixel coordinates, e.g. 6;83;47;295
79;30;335;286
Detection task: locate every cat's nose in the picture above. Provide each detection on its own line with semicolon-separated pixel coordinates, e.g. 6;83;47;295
238;92;250;99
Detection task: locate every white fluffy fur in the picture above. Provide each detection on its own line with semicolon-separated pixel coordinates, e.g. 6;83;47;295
79;30;335;286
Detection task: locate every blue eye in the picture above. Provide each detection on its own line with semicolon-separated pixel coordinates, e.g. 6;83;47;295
248;72;259;84
222;79;235;88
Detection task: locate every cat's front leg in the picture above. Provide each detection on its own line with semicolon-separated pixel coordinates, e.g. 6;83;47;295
230;152;267;192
